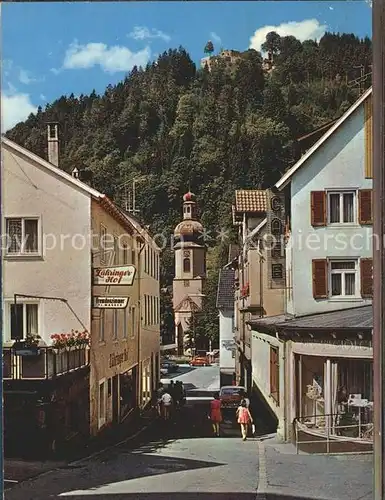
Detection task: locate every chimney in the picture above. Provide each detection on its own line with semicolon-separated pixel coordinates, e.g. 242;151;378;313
47;122;59;167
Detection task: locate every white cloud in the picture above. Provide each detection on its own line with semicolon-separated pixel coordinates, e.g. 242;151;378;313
128;26;171;43
58;40;151;73
40;94;46;101
249;19;327;53
18;68;44;85
210;32;222;45
3;60;43;86
2;87;37;131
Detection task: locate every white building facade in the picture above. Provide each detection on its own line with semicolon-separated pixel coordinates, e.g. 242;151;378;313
216;268;236;385
2;136;97;346
250;88;374;449
280;88;373;317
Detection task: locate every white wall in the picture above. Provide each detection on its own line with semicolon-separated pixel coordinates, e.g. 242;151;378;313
219;309;235;370
251;331;286;437
2;145;91;344
289;103;372;316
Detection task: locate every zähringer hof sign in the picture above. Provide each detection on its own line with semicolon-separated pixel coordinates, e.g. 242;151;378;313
92;265;136;309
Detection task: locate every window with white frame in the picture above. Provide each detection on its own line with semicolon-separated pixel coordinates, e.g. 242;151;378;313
329;260;358;297
131;248;136;267
113;309;118;340
122;308;127;338
6;217;40;255
123;244;128;265
131;306;136;338
327;191;356;224
100;225;107;264
98;380;107;428
99;310;105;342
9;302;39;341
113;236;119;265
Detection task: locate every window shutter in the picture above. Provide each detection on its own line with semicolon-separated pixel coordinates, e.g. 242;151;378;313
358;189;373;225
310;191;326;226
312;259;328;299
360;258;373;298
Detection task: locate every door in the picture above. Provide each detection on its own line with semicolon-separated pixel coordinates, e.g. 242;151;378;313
112;375;119;424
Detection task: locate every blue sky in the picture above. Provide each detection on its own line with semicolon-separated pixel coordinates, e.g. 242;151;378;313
2;1;372;131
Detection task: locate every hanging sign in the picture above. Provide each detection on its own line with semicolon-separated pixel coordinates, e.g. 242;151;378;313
93;296;129;309
93;265;136;286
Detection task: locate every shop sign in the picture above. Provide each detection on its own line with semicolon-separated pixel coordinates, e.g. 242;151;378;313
93;265;136;286
93;296;129;309
110;348;129;368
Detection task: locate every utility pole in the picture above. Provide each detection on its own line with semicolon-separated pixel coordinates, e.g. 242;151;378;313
373;0;385;498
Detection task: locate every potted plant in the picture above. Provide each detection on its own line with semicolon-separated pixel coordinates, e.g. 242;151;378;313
50;330;90;351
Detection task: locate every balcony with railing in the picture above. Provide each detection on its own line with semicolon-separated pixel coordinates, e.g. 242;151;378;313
3;346;90;380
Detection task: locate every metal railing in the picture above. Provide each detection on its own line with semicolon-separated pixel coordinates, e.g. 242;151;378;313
293;409;374;454
3;346;90;380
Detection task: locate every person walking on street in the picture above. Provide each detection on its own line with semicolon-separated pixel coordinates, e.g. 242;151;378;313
210;392;222;437
239;390;255;436
156;383;165;417
236;399;253;441
239;389;250;408
174;381;184;409
161;391;173;420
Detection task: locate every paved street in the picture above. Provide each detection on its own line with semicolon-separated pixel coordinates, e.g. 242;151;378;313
5;367;374;500
161;365;220;395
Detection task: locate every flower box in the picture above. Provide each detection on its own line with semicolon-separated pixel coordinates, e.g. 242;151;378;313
50;330;90;350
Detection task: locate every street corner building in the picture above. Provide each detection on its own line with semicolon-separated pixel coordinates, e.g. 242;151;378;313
231;88;374;452
1;123;161;457
172;191;207;355
231;187;286;394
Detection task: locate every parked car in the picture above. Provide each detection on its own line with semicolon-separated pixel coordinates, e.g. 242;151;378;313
190;356;209;367
160;364;169;375
160;361;179;374
219;385;246;409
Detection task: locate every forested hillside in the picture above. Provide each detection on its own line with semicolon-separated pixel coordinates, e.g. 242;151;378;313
6;32;372;343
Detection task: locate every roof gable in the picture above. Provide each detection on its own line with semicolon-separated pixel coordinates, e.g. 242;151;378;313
234;190;267;213
2;136;101;198
174;296;201;313
275;87;372;190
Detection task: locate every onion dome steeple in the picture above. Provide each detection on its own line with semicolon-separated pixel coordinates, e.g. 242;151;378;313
174;191;204;240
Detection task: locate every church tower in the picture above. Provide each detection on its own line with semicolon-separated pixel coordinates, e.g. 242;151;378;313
172;191;206;355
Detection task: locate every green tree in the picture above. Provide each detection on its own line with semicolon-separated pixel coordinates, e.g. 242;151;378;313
204;40;214;55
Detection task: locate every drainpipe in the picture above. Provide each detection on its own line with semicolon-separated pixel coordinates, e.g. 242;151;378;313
258;240;264;318
136;238;145;410
276;329;287;441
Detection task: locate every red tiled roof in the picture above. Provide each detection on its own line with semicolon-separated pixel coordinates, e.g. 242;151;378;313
235;190;267;213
